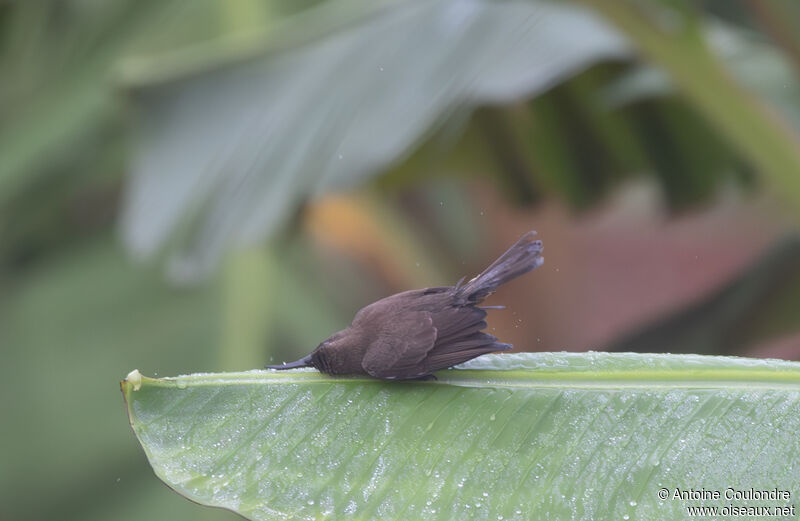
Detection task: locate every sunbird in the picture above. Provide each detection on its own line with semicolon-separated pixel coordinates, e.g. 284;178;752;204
268;231;543;380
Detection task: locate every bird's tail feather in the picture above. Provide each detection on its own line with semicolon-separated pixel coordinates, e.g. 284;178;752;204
457;231;543;303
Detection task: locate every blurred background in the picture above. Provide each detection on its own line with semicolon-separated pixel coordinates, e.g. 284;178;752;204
2;0;800;519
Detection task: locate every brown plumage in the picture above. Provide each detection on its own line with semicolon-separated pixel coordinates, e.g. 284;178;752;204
267;231;544;379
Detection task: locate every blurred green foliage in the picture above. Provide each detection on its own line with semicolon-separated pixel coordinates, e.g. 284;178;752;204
2;0;800;520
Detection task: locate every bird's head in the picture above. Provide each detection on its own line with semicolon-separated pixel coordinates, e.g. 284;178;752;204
310;328;364;375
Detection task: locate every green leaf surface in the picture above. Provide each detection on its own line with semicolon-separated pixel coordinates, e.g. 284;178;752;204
123;352;800;520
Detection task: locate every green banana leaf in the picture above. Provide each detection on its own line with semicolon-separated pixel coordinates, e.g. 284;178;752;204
120;0;629;278
122;352;800;520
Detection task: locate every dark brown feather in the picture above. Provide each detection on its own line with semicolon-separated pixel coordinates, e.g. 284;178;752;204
424;344;511;372
431;306;487;341
361;311;438;379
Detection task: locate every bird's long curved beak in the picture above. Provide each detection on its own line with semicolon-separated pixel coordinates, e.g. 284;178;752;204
266;354;313;370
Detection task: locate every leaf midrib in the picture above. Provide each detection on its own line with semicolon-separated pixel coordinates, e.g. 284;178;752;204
127;368;800;391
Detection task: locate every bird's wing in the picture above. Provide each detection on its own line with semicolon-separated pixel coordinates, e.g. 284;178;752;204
421;304;510;373
432;305;487;342
361;311;438;379
424;332;510;372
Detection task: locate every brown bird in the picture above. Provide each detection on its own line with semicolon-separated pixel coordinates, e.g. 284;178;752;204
267;231;543;379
